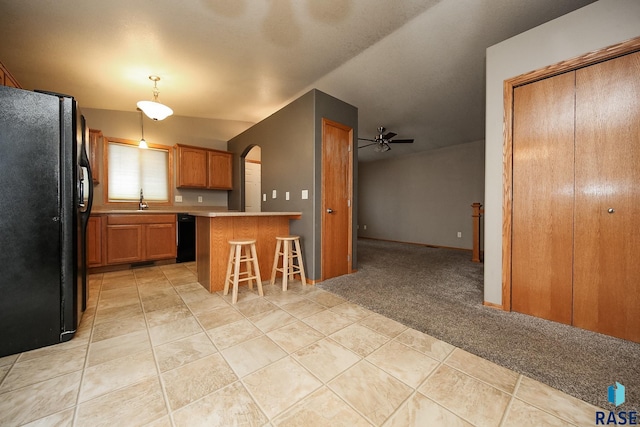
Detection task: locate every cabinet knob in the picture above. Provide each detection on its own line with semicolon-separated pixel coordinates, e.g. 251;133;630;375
608;208;615;214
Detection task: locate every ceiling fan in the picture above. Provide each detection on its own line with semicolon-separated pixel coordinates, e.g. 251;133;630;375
358;127;414;152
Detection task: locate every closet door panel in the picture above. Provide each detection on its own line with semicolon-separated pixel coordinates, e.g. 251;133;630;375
511;72;575;325
573;51;640;342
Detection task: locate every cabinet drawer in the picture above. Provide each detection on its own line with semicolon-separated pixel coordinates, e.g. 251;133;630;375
108;214;176;225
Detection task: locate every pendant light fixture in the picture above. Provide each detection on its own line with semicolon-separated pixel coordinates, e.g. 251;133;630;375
139;110;148;149
137;75;173;121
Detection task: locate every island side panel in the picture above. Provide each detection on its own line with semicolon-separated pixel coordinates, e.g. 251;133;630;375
253;216;291;283
209;216;235;292
196;217;211;291
195;214;298;292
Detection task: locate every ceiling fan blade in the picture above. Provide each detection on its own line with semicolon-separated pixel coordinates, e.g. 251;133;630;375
382;132;397;140
357;137;376;142
389;139;414;143
357;142;379;148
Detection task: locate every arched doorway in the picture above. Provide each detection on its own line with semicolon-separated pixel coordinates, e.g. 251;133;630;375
243;145;261;212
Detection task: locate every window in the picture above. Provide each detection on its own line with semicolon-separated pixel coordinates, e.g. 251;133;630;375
104;137;173;205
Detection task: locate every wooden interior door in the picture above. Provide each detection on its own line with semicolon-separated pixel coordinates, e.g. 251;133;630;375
511;72;575;325
321;118;353;280
572;51;640;342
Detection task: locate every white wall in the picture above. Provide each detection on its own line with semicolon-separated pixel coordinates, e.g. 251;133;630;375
484;0;640;304
358;140;484;249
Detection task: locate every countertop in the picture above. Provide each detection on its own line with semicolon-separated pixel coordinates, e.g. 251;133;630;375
91;208;301;218
91;206;229;214
189;211;302;218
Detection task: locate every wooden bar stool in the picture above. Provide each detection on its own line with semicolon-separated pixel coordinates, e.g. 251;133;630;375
270;235;306;291
224;238;263;304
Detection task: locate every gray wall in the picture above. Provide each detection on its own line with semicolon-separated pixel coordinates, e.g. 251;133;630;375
82;108;252;208
358;140;484;249
484;0;640;305
227;89;358;281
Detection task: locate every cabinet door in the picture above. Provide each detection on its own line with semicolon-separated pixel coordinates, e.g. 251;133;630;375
177;146;207;188
207;150;232;189
88;129;102;184
106;225;143;264
87;216;102;267
145;223;177;260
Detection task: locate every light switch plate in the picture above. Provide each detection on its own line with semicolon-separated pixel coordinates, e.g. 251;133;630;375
198;196;203;203
272;190;277;199
175;195;183;202
263;194;267;202
301;190;309;200
285;191;290;200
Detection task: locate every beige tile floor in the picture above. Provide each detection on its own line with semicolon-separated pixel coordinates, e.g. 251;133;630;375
0;263;601;426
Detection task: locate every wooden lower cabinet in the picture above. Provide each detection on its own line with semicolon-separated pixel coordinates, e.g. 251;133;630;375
106;224;144;264
145;223;177;260
86;216;103;267
103;214;177;265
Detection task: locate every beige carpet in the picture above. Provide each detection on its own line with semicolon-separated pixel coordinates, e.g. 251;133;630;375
318;238;640;411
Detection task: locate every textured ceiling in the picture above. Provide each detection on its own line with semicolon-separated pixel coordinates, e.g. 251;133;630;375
0;0;596;161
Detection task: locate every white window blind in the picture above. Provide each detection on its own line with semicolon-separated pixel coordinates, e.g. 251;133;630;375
108;142;169;201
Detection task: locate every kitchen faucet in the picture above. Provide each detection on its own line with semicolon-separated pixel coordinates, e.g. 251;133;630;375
139;188;148;210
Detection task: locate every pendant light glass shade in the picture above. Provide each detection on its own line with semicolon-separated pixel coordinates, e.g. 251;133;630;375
139;111;148;149
138;76;173;121
137;100;173;121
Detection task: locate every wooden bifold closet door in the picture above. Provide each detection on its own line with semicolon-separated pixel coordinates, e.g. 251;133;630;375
511;51;640;342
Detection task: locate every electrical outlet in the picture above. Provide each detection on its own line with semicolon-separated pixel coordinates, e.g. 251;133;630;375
272;190;277;199
198;196;203;203
175;195;183;202
457;231;462;238
364;225;367;230
301;190;308;200
285;191;290;200
263;194;267;202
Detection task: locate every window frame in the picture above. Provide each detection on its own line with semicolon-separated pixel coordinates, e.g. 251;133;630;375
102;136;174;208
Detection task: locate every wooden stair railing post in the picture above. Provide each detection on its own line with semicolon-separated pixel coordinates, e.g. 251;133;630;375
472;203;484;262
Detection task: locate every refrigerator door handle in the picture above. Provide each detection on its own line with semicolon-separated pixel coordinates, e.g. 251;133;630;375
78;168;85;209
79;139;93;217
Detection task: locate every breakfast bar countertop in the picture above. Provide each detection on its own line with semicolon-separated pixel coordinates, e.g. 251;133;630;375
188;211;302;218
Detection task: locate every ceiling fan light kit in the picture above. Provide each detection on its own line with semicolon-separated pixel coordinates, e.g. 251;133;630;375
137;75;173;121
358;126;414;152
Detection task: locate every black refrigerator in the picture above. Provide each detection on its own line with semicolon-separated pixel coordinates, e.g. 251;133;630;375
0;86;93;358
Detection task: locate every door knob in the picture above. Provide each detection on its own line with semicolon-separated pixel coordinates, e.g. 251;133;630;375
326;208;334;214
608;208;615;214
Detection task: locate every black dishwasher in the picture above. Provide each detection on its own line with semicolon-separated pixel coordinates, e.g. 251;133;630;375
177;213;196;263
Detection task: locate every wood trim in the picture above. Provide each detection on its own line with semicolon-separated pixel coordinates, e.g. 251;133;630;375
0;60;21;88
471;203;484;262
359;236;473;253
502;36;640;313
483;301;503;310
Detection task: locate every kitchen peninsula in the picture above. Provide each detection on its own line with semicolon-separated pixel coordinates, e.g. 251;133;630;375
191;211;302;292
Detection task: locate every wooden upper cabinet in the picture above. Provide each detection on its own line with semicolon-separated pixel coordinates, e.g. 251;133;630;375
207;150;233;190
0;61;22;88
88;129;102;184
176;145;207;188
176;144;232;190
